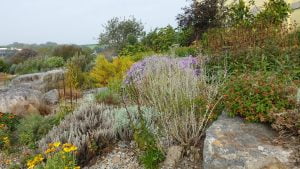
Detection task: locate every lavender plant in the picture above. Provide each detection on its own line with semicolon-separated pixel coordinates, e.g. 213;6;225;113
125;56;224;147
124;56;200;84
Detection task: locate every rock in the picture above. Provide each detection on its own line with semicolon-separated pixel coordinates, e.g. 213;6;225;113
10;69;64;92
163;146;184;168
0;87;45;115
203;113;296;169
43;89;59;105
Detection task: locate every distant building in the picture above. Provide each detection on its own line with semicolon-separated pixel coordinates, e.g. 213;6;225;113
0;48;22;57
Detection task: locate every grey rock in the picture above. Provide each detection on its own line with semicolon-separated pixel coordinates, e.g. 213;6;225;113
43;89;59;105
0;87;43;115
10;69;64;92
163;146;184;168
203;113;295;169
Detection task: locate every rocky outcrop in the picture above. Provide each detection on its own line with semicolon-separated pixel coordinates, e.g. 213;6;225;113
0;70;64;115
10;69;64;92
203;113;297;169
43;89;59;105
0;87;44;115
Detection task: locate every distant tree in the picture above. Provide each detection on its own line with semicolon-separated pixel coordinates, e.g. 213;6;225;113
257;0;291;25
177;0;228;43
0;59;9;72
142;25;178;52
52;45;83;61
10;48;38;64
99;17;145;52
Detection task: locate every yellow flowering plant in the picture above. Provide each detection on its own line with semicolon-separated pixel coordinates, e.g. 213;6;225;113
27;142;80;169
0;112;19;151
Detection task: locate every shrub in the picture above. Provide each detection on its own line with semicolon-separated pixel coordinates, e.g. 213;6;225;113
203;25;300;80
142;26;178;52
52;45;83;61
10;49;38;64
256;0;291;25
39;103;158;165
38;104;116;165
27;142;78;169
139;147;165;169
125;56;223;146
125;56;200;84
0;59;9;72
0;112;19;151
112;106;159;140
90;55;133;87
94;89;121;105
174;46;199;57
13;56;65;75
119;44;150;58
223;72;298;122
17;114;57;148
135;124;164;169
43;56;65;69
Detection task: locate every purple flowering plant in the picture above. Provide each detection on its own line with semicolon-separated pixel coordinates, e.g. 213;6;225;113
124;56;200;84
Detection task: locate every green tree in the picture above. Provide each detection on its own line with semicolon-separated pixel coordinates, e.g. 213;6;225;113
52;45;83;61
177;0;228;43
257;0;291;25
142;25;177;52
99;17;145;52
0;59;9;72
228;0;255;26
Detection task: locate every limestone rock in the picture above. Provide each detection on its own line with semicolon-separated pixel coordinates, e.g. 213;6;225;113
10;69;64;92
163;146;184;168
43;89;59;105
203;113;296;169
0;87;44;115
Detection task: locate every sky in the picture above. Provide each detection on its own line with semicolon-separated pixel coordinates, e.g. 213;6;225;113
0;0;187;45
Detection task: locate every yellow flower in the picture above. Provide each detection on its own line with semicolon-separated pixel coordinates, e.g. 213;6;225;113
53;141;61;147
74;166;80;169
45;147;56;154
0;124;6;129
63;145;77;152
5;159;11;165
62;143;78;153
48;141;61;148
62;143;73;148
2;137;10;145
27;154;44;169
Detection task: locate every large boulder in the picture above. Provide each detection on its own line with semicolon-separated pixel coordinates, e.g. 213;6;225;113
0;87;47;115
43;89;59;105
203;113;297;169
10;69;64;92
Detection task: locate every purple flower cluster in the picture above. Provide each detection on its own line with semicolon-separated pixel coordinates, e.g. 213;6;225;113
124;56;200;84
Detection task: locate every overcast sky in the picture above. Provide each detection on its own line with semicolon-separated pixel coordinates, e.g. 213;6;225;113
0;0;187;45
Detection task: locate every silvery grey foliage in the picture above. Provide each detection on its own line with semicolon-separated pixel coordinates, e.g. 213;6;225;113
111;106;159;140
38;103;116;163
38;102;158;163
